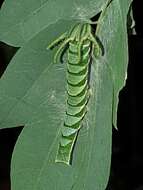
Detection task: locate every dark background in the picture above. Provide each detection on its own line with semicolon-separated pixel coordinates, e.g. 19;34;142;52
0;0;143;189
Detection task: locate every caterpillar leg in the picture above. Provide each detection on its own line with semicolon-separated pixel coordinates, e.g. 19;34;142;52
53;38;71;64
47;32;67;50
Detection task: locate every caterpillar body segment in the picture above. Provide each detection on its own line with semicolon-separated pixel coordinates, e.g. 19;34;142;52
48;23;101;165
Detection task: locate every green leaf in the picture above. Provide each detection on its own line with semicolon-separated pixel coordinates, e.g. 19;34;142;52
127;6;136;35
96;0;133;128
11;59;113;190
0;20;74;129
0;20;113;189
0;0;107;47
0;0;133;189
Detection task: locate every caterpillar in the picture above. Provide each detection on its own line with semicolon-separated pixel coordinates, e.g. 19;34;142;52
47;23;101;165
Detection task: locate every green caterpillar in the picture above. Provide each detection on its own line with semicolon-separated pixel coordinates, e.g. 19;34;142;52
47;23;101;165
